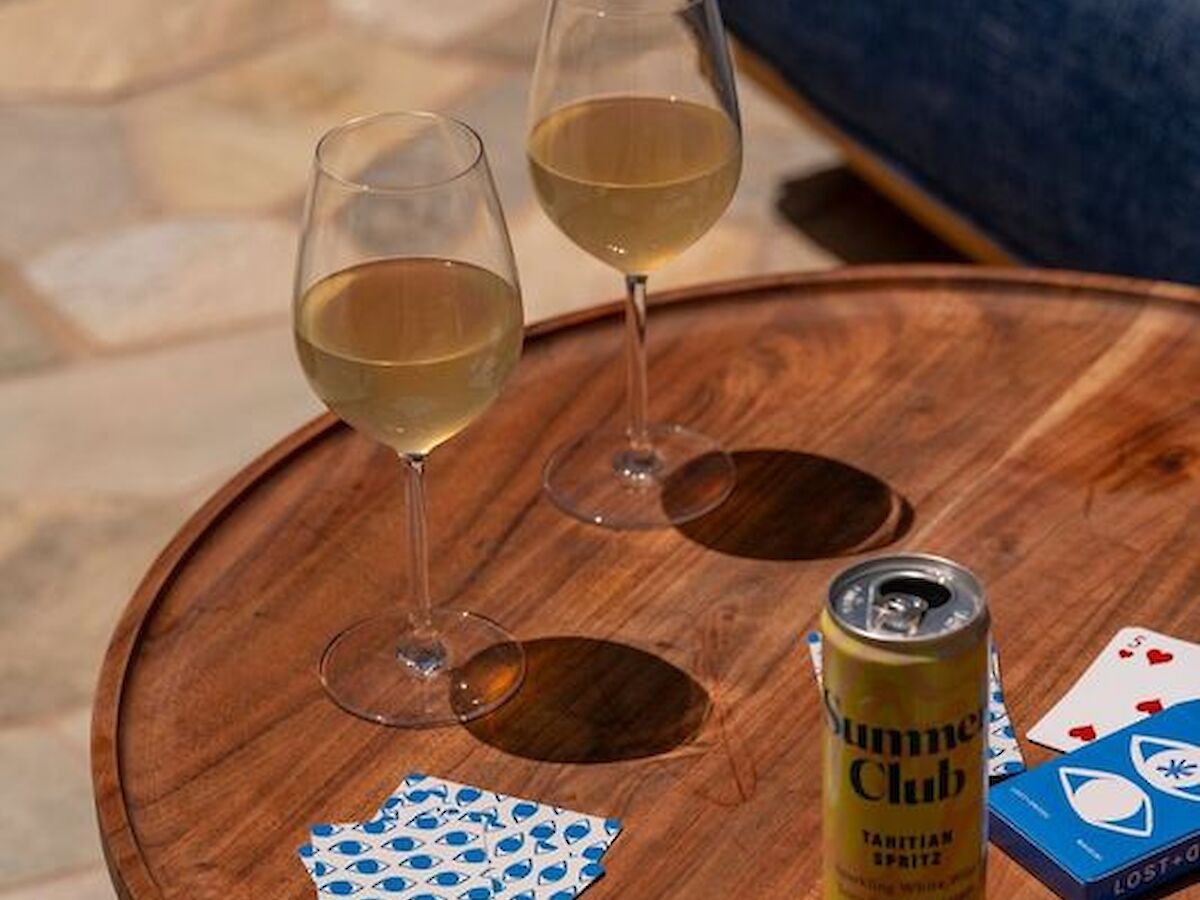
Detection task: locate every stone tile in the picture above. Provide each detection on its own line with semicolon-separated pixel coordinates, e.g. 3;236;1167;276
0;0;323;100
0;867;117;900
508;204;624;323
0;279;60;375
332;0;530;50
735;70;825;138
457;0;547;64
46;706;92;761
730;79;841;225
509;206;769;323
447;71;535;221
0;495;196;722
0;107;143;259
124;30;489;213
0;323;321;497
0;722;103;886
753;220;840;273
654;217;764;291
26;216;295;347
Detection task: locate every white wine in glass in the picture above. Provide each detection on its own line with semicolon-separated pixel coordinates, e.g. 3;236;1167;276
294;112;526;728
528;96;740;274
528;0;742;530
296;257;523;455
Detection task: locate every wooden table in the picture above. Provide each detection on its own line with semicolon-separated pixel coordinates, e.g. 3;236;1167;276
93;266;1200;900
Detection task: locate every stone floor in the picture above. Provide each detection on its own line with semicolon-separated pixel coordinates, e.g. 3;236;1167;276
0;1;952;895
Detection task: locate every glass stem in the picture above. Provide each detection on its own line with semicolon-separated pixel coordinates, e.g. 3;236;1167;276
399;453;444;674
624;273;651;454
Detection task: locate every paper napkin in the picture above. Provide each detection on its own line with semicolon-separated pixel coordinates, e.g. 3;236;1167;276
299;772;621;899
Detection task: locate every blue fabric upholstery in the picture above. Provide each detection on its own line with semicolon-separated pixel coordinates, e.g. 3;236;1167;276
724;0;1200;283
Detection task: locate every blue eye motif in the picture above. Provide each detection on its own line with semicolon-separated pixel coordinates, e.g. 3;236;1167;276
511;801;539;823
458;887;494;900
345;859;388;875
399;854;442;870
503;858;533;881
319;881;363;896
459;807;502;831
406;784;450;804
330;840;369;856
604;818;622;835
428;870;472;886
455;847;488;864
581;862;604;879
456;787;483;805
358;818;396;835
298;843;317;858
1132;734;1200;802
311;823;342;838
495;834;524;855
372;876;415;892
381;836;423;853
563;821;590;843
549;889;580;900
436;830;477;847
530;823;555;840
581;844;604;861
537;861;568;885
408;812;452;831
1060;766;1153;837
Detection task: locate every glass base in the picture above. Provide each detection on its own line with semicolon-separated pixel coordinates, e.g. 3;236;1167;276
542;423;736;530
320;609;525;728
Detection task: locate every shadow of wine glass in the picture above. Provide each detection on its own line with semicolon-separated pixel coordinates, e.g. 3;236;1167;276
664;448;913;560
459;637;711;763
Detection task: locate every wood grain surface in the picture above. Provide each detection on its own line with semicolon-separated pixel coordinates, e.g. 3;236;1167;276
93;266;1200;900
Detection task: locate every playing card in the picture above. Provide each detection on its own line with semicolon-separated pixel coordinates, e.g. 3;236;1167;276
985;643;1025;778
803;631;1025;779
1027;626;1200;752
805;630;823;681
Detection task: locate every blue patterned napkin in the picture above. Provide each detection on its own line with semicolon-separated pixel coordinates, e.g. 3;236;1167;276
298;773;621;899
804;631;1026;779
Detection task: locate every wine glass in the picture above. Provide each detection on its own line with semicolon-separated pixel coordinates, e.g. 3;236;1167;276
527;0;742;530
294;112;526;727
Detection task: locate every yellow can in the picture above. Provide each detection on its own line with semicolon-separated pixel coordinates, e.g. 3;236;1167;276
821;554;989;900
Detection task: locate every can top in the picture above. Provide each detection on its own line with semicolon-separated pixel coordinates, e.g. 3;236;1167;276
826;553;988;646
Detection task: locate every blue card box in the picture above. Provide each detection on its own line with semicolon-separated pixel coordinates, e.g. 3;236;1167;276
989;700;1200;900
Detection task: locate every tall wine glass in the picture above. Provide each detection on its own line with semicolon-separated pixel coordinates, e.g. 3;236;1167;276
527;0;741;530
294;112;525;727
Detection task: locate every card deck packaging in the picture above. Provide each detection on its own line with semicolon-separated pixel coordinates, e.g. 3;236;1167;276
990;699;1200;900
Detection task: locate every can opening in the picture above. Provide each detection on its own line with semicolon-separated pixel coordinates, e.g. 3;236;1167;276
878;577;951;609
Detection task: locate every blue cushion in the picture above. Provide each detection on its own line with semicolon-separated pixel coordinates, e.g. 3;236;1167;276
724;0;1200;283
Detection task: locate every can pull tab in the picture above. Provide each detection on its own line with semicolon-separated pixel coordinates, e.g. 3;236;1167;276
867;576;952;636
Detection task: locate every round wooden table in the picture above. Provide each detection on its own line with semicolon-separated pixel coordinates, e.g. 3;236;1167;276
93;267;1200;900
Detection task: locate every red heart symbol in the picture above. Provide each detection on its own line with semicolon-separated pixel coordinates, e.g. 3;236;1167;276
1068;725;1097;742
1119;649;1133;658
1136;699;1164;715
1147;649;1174;665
